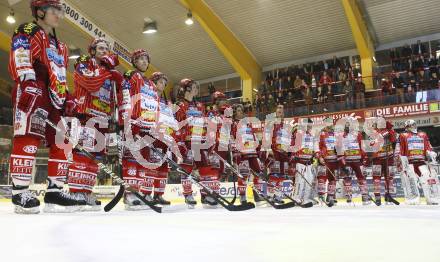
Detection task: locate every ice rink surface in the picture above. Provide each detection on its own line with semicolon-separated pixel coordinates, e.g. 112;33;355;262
1;201;439;262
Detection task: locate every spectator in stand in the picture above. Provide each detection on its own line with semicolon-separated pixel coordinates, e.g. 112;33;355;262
266;71;274;82
208;83;216;95
390;47;400;71
259;80;267;93
243;98;252;115
319;71;332;96
276;90;284;106
323;60;329;71
381;77;393;105
414;56;426;85
338;69;347;94
401;56;410;72
267;94;276;113
330;55;341;70
407;71;417;103
284;76;293;95
286;92;294;108
267;79;275;94
392;72;406;104
311;75;318;100
293;75;302;99
326;90;335;112
343;79;354;109
274;78;283;92
317;84;326;113
428;53;438;81
412;40;427;56
401;44;413;61
254;95;261;116
300;80;312;114
354;77;366;108
340;58;351;72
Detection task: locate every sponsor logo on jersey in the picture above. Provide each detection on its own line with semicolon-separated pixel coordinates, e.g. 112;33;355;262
23;145;37;154
46;48;65;66
187;107;202;117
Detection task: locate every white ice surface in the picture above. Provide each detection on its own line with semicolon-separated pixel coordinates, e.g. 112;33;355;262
0;202;439;262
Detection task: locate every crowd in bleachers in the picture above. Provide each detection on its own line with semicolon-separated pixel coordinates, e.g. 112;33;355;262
255;55;363;117
253;40;440;119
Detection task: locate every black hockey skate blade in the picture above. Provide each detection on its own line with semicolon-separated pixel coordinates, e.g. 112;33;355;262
104;185;125;212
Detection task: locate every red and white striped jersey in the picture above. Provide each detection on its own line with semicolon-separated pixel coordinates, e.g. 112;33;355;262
9;22;68;109
73;55;113;119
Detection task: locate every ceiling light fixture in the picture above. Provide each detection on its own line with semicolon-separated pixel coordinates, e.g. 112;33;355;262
6;9;16;24
185;10;194;25
143;21;157;34
68;48;81;60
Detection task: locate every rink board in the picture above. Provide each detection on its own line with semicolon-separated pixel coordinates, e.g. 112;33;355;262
0;175;407;201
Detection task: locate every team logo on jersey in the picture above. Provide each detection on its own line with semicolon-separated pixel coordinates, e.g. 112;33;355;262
127;168;136;176
12;36;30;51
23;145;37;154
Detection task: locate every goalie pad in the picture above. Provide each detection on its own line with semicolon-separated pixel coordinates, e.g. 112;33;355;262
293;163;315;204
399;156;420;205
418;164;440;205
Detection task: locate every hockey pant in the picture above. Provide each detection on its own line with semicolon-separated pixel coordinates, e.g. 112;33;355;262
10;83;68;194
235;156;265;196
341;161;368;199
180;145;219;197
317;161;338;197
372;158;396;197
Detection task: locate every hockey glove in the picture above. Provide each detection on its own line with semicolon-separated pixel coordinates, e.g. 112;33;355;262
17;80;43;113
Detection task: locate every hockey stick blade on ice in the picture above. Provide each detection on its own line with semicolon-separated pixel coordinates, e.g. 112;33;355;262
213;152;304;209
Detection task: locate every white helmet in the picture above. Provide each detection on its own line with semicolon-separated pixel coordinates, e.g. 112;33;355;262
404;119;417;133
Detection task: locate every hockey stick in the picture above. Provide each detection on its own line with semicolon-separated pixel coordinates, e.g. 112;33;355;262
37;112;162;213
104;81;125;212
250;168;313;209
140;134;254;211
383;140;399;205
213;152;302;209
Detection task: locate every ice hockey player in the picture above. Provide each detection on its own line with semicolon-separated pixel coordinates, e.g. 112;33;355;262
317;117;338;207
368;120;399;206
148;71;174;205
268;105;293;204
399;119;439;205
119;49;158;210
66;38;122;211
208;91;231;183
232;104;265;205
291;118;317;205
8;0;84;213
336;117;370;205
175;79;220;208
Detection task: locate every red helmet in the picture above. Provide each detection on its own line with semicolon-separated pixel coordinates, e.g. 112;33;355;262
31;0;62;18
88;38;110;55
212;91;227;103
150;72;168;84
131;49;150;66
180;78;196;92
